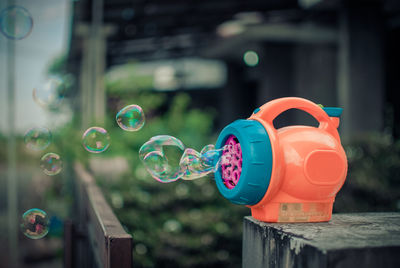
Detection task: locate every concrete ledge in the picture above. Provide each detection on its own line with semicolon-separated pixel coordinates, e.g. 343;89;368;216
243;213;400;268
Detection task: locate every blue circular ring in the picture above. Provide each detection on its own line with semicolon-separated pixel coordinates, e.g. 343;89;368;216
215;119;273;205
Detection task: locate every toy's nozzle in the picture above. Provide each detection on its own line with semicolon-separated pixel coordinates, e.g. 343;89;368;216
215;119;273;205
220;135;242;189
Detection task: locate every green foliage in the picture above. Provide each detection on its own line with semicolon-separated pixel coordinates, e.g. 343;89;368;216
335;134;400;212
47;53;68;76
0;134;6;163
100;172;247;268
94;88;246;267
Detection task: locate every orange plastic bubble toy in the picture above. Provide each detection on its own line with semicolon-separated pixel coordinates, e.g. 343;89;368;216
214;97;347;222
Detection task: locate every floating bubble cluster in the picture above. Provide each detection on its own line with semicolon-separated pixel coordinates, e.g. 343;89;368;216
40;153;62;176
32;77;65;109
20;208;49;239
0;6;33;40
24;127;52;151
82;127;110;153
116;104;145;131
139;136;224;183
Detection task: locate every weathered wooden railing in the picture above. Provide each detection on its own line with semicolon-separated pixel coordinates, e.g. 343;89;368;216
243;213;400;268
63;162;400;268
64;162;133;268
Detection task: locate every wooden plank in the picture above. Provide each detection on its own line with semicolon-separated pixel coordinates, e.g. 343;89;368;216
74;162;133;268
63;220;75;268
243;213;400;268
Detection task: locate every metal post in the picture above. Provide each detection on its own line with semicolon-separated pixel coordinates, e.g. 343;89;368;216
337;8;350;142
80;31;90;129
337;3;384;141
91;0;105;125
79;0;106;129
6;0;19;266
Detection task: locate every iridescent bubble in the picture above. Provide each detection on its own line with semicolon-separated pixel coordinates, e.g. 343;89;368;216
200;144;223;170
0;6;33;40
200;144;216;155
40;153;62;176
180;148;211;180
143;151;168;174
180;145;225;180
32;77;65;109
139;135;185;183
20;208;49;239
24;127;51;151
82;127;110;153
116;104;145;131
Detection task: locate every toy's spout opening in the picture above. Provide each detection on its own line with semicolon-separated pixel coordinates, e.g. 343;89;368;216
221;135;243;189
215;119;272;205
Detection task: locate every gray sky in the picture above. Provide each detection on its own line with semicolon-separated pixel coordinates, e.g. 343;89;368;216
0;0;70;134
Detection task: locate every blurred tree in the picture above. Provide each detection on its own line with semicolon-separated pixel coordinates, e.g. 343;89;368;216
48;60;246;267
335;134;400;213
97;69;247;267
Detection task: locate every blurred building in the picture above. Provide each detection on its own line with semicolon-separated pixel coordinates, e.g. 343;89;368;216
67;0;400;141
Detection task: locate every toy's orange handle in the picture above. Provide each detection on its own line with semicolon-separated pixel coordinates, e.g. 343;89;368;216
251;97;336;136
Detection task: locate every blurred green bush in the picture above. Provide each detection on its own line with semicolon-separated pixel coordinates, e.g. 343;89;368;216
97;88;247;267
45;61;245;267
335;134;400;212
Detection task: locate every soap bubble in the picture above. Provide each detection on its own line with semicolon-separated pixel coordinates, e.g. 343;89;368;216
82;127;110;153
180;148;212;180
20;208;49;239
200;144;216;155
143;151;169;174
32;77;65;109
180;145;225;180
200;144;223;170
40;153;62;175
116;104;145;131
24;127;51;151
139;135;185;183
0;6;33;40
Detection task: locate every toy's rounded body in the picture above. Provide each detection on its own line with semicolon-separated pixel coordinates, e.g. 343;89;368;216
251;125;347;222
215;97;348;223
